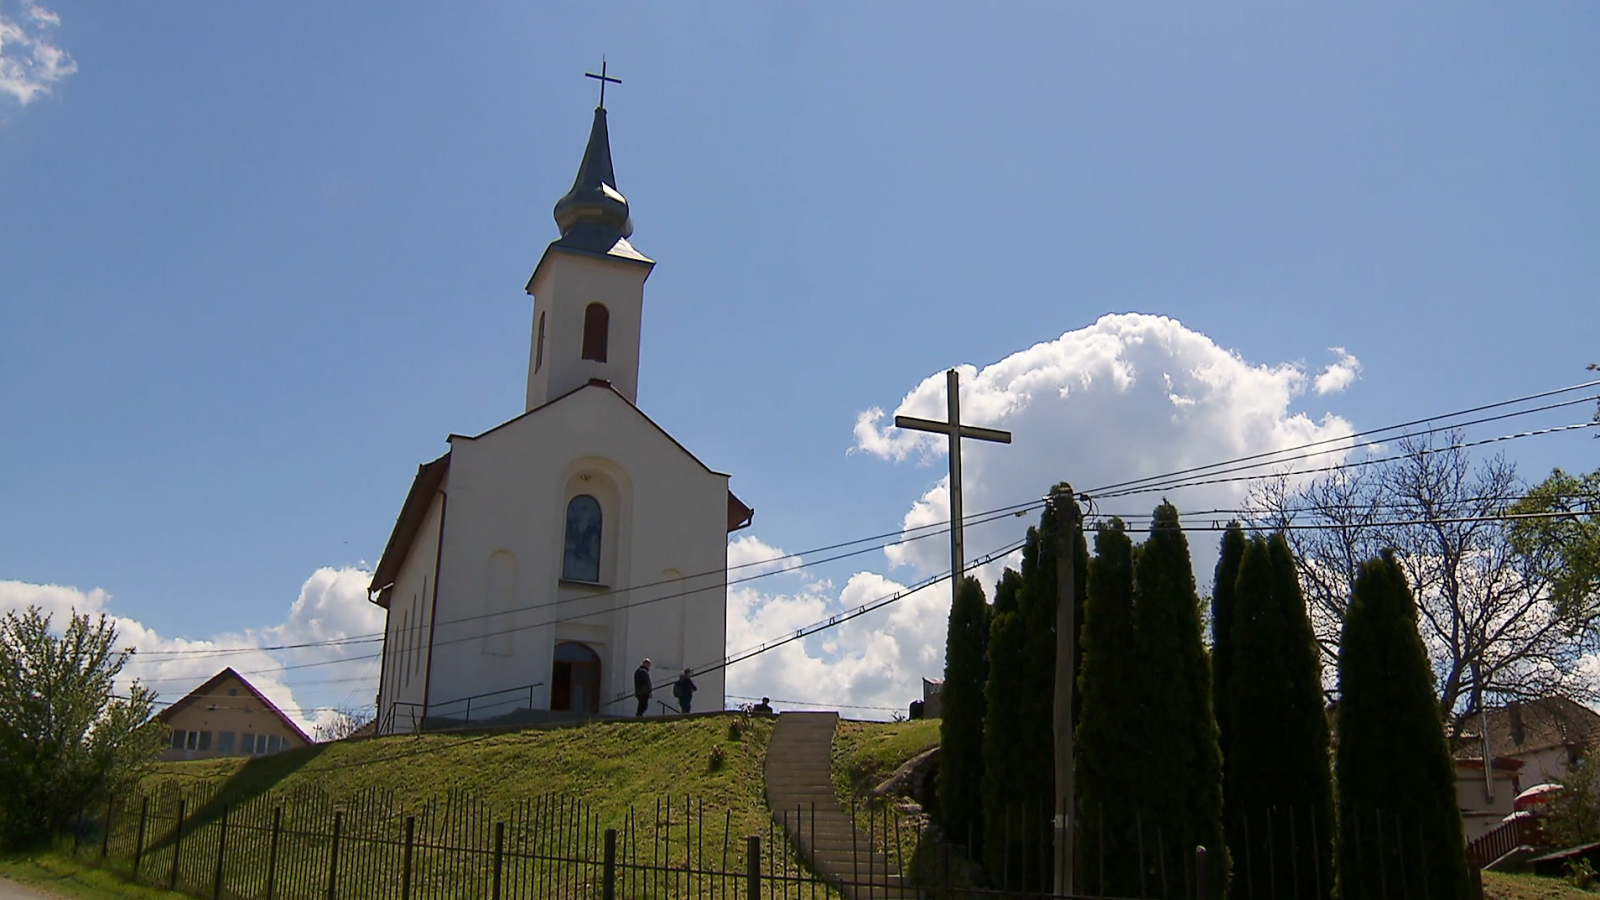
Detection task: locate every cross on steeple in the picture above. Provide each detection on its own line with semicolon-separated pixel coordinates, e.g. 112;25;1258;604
585;59;621;109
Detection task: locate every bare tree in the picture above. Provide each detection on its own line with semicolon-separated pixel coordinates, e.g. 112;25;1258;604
313;704;376;743
1248;431;1600;727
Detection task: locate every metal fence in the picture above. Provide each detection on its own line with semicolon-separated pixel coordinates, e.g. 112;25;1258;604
69;785;847;900
63;785;1232;900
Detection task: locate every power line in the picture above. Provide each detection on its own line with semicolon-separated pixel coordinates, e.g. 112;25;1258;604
1081;380;1600;497
1093;420;1599;501
126;499;1046;666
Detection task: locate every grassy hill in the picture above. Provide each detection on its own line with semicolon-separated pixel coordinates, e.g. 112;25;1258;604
141;714;773;819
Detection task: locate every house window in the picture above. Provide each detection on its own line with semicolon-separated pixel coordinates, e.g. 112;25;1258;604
535;312;546;372
218;732;236;754
186;731;200;750
562;495;602;583
581;303;609;362
551;642;601;714
170;729;186;749
198;731;212;751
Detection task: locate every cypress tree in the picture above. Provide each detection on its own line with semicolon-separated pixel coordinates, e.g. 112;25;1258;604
1211;523;1246;819
981;569;1028;880
1130;502;1226;892
938;575;990;849
1076;519;1141;896
981;496;1088;892
1336;551;1469;900
1227;534;1333;899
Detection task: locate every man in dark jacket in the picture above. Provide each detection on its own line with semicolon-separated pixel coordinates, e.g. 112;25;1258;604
673;668;698;714
633;658;652;717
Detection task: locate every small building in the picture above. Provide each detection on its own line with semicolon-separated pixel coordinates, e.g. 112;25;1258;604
1455;756;1524;842
922;677;943;719
158;668;312;762
1456;696;1600;789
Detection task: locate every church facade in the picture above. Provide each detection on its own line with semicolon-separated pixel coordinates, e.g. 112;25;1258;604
369;99;752;734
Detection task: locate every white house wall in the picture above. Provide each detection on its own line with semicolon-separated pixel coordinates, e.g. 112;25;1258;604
376;483;446;734
426;386;728;718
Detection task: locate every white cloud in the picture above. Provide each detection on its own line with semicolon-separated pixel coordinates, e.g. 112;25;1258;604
0;0;76;107
1314;348;1362;396
727;314;1359;717
0;568;385;733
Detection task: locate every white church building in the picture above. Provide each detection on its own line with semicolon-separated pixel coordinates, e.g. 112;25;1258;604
369;95;752;734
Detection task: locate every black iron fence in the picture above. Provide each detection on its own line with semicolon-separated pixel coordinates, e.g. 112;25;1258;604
64;785;1478;900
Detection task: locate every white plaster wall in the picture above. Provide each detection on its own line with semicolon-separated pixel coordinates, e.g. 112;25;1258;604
1514;746;1573;789
525;250;650;411
376;485;445;734
427;385;728;718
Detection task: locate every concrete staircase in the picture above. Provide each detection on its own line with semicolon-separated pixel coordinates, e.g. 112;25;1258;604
764;712;917;899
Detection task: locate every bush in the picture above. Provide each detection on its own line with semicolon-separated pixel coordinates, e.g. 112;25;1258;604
0;607;167;848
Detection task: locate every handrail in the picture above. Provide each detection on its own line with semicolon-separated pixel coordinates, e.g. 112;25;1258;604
383;683;543;733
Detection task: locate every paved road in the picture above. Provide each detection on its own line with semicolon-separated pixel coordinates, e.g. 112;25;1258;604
0;875;63;900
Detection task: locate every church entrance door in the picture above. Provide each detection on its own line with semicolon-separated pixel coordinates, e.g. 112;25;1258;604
551;642;601;714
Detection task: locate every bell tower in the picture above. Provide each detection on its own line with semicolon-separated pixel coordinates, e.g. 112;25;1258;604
524;80;654;412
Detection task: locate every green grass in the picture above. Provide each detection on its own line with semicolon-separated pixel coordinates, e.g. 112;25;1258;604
1484;870;1600;899
829;718;940;799
36;713;799;900
140;714;772;814
0;851;190;900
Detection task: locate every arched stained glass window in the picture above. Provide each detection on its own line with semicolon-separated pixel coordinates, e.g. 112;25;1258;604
562;494;602;583
582;303;609;362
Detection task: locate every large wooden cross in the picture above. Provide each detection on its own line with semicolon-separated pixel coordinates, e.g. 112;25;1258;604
895;369;1012;604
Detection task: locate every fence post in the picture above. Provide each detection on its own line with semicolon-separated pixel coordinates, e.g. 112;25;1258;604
746;835;761;900
1469;864;1485;900
401;816;415;900
492;821;505;900
327;810;342;900
170;798;187;892
101;795;114;860
213;804;230;900
1195;845;1210;900
133;798;149;878
266;807;282;900
603;827;617;900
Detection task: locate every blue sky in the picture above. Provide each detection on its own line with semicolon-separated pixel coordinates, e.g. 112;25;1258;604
2;2;1596;721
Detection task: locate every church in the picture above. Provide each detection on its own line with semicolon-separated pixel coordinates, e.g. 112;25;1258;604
368;89;753;734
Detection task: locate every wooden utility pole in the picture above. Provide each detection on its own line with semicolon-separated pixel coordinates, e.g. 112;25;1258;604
895;369;1012;606
1051;484;1083;897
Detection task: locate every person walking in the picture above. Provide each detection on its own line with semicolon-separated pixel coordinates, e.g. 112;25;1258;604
673;668;698;714
633;658;652;717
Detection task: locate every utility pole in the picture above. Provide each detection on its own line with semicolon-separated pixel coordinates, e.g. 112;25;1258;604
895;369;1012;606
1051;484;1083;897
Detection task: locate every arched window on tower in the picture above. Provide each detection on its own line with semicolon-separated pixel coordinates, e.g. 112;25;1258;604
562;494;602;583
582;303;609;362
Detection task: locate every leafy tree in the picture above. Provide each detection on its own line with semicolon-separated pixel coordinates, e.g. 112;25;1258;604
1336;552;1468;900
1250;432;1600;721
1211;523;1246;828
1076;519;1141;896
1509;467;1600;622
0;607;166;849
1129;502;1226;892
1546;755;1600;848
938;575;990;848
1226;534;1333;900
